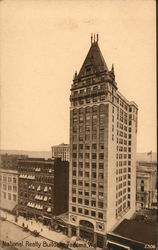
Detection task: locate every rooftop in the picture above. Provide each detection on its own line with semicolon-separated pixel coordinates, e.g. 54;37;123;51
113;218;157;245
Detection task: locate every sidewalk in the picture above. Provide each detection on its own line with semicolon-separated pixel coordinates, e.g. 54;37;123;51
0;210;69;243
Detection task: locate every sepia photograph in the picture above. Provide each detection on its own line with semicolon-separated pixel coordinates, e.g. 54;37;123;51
0;0;157;249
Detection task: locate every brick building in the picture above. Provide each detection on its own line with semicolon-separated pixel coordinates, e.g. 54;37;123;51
18;157;69;225
68;35;138;248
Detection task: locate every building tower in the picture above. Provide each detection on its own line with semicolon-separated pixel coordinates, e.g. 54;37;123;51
68;34;138;248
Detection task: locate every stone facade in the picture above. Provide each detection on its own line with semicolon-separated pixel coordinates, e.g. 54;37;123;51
51;143;70;161
136;161;157;209
0;168;18;212
68;35;138;248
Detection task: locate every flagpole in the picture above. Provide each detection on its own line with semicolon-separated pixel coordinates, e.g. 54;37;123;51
151;151;153;209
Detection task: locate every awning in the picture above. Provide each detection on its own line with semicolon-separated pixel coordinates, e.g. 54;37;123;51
37;186;41;191
47;207;51;212
44;186;48;192
44;196;48;201
107;240;130;250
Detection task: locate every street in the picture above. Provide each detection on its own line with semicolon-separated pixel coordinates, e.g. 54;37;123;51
0;220;61;250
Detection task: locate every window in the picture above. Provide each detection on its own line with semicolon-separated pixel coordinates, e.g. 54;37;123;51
92;144;97;150
8;185;12;191
79;162;83;168
78;171;83;177
3;184;6;190
72;197;76;202
99;153;104;160
78;198;82;204
78;180;83;186
72;179;76;185
98;212;103;219
100;95;105;101
91;211;96;217
92;153;96;159
99;173;104;179
85;182;89;187
98;202;104;208
3;176;7;182
92;172;96;179
85;209;89;215
13;177;16;184
78;208;82;214
3;192;6;199
72;188;76;194
92;183;96;188
73;171;76;176
85;199;89;205
86;97;91;103
85;172;89;178
92;163;96;169
91;201;96;207
13;194;16;202
72;206;76;212
85;162;89;168
78;190;82;195
85;153;89;159
8;177;12;182
8;193;11;200
100;144;104;150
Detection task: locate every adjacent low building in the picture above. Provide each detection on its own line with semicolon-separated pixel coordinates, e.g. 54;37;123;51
51;143;70;161
107;217;157;250
18;157;69;225
0;168;18;212
136;160;157;209
0;153;28;170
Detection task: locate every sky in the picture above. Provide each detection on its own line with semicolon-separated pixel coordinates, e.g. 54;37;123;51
0;0;156;153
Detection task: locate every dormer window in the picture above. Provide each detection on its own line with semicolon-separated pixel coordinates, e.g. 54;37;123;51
86;67;91;74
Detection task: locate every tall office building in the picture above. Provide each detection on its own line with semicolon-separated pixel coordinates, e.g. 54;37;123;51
68;35;138;248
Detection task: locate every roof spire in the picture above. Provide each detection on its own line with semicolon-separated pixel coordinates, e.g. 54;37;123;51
94;33;96;43
91;33;93;44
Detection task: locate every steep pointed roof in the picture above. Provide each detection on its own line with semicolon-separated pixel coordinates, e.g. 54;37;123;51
78;41;109;77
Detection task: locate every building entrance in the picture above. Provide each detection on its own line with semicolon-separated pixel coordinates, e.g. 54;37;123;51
79;220;94;243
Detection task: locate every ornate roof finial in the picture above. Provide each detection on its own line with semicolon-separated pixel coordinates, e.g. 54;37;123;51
73;70;77;79
97;33;99;42
91;33;93;44
94;33;96;43
111;64;114;73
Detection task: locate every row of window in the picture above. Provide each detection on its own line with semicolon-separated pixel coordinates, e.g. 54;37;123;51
73;153;105;160
73;144;105;150
72;206;104;219
2;191;17;202
0;176;17;183
72;173;104;182
72;198;104;207
72;95;108;106
73;162;104;169
2;184;17;192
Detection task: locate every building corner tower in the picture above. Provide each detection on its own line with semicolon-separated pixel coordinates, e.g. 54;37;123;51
68;35;138;248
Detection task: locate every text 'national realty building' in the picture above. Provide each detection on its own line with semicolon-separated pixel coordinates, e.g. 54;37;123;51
68;35;138;248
